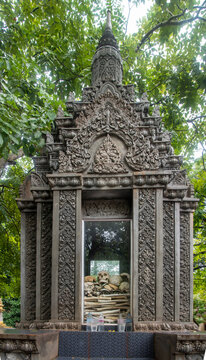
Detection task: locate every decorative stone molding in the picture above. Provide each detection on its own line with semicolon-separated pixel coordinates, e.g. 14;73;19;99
83;175;132;188
176;340;206;353
134;173;171;186
0;340;37;353
47;175;82;188
16;200;36;212
134;322;198;332
30;189;51;201
181;199;199;211
163;186;188;200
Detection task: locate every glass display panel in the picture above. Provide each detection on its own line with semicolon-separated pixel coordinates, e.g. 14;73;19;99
84;221;130;324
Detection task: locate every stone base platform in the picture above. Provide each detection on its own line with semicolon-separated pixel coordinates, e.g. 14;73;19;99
0;328;205;360
0;328;59;360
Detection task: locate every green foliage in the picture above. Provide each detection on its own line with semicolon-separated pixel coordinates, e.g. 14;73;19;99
2;297;20;327
188;155;206;303
0;0;205;304
0;157;33;298
193;297;206;325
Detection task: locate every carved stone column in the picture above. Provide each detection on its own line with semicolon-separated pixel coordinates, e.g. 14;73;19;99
163;201;175;321
17;201;37;322
49;178;82;325
138;188;156;321
35;201;53;321
179;211;193;322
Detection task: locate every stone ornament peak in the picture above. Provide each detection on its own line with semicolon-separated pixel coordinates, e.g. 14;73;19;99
91;11;123;86
97;10;119;50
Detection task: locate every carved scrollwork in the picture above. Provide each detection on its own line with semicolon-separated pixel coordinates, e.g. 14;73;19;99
25;212;36;321
31;172;48;187
40;203;52;320
163;202;175;321
58;191;76;320
138;189;156;321
125;133;160;171
180;212;191;322
58;94;163;173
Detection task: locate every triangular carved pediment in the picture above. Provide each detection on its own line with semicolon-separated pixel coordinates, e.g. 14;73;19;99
92;135;127;174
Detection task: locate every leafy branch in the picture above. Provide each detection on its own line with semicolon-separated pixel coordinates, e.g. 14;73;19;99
136;1;206;52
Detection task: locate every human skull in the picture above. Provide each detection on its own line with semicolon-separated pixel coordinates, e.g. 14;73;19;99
98;271;109;283
84;281;94;296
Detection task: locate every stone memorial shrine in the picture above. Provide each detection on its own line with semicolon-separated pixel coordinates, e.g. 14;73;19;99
17;11;199;331
0;10;204;360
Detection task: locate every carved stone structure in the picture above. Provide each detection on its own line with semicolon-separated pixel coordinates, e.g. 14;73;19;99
17;12;200;334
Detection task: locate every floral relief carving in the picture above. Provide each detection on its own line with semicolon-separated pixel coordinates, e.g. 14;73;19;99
58;95;162;174
92;135;127;173
180;212;191;322
40;203;52;320
163;202;175;321
58;191;76;320
25;213;36;321
138;189;156;321
83;199;131;217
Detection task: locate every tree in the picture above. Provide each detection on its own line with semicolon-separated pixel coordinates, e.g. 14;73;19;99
0;157;32;297
0;0;205;305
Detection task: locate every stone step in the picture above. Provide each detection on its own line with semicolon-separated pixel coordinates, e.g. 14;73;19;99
58;331;154;359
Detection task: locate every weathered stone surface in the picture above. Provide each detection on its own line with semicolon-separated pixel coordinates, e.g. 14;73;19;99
0;329;59;360
17;11;199;332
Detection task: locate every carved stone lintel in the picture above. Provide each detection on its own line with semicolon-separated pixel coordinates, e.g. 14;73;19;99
83;199;131;218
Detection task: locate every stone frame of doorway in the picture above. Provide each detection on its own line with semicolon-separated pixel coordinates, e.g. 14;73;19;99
82;218;133;325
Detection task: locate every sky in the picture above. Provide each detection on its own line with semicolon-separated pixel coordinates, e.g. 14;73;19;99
122;0;153;34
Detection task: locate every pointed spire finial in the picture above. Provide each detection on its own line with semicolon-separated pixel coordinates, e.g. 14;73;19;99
106;10;112;30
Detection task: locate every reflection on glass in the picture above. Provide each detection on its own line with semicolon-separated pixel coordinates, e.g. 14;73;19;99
84;221;130;324
90;260;120;275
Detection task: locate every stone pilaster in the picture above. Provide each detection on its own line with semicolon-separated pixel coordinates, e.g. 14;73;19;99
51;188;82;323
36;201;52;321
17;202;37;322
138;188;156;321
179;211;191;322
163;201;175;321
